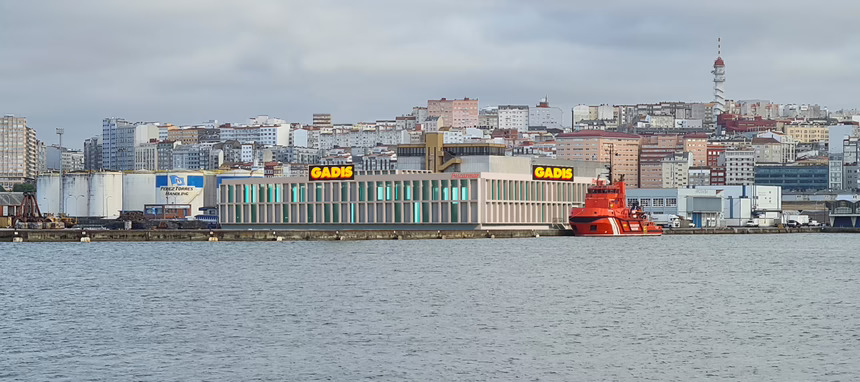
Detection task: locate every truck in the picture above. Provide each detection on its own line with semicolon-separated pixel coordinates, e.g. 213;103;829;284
649;214;681;228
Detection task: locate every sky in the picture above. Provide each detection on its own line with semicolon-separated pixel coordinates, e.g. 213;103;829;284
2;0;860;148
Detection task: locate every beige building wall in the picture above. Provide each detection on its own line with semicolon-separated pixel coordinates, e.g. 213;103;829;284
557;132;640;187
784;125;829;144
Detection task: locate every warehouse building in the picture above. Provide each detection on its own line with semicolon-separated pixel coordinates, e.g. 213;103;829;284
218;168;592;230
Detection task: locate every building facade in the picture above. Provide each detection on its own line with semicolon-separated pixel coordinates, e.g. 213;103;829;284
427;98;479;129
0;115;40;190
219;171;590;230
498;105;530;132
724;149;756;185
556;130;640;187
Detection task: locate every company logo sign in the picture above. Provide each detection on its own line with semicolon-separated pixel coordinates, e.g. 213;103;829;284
169;175;185;186
532;165;574;181
309;165;355;181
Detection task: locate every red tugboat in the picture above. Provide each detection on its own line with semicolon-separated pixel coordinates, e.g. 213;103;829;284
569;177;663;237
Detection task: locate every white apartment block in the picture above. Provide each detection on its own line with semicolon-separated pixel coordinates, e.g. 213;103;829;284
529;98;563;129
318;129;410;150
498;105;529;132
134;142;159;171
661;153;692;188
220;125;290;146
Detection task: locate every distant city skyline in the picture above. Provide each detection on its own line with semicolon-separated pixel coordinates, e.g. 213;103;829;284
3;1;860;146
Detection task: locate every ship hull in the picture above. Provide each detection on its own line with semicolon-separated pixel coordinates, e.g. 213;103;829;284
569;216;663;237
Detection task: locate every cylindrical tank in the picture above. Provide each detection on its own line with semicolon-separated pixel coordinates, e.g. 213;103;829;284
88;172;123;218
122;172;156;212
36;174;61;215
155;171;206;217
63;173;91;217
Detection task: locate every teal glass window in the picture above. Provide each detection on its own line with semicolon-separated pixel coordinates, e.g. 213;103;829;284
442;180;449;200
394;203;402;223
461;180;469;200
282;204;289;222
307;205;314;223
422;202;430;222
332;204;339;223
244;185;251;203
413;203;421;223
275;184;282;202
228;186;234;203
359;182;366;201
451;202;459;223
404;183;412;201
341;183;348;201
377;182;385;201
324;204;331;223
251;206;257;223
291;184;299;202
316;184;323;202
350;203;357;223
235;205;242;223
432;180;439;201
300;185;307;202
422;180;430;200
386;181;392;201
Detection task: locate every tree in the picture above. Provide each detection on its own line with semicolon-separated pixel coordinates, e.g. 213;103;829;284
0;185;5;192
12;183;36;193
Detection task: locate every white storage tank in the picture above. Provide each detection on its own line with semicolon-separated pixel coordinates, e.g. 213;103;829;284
36;174;61;215
155;171;207;216
63;173;92;217
123;172;156;212
87;172;123;218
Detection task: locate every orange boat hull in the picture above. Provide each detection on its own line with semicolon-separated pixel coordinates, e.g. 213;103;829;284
569;216;663;237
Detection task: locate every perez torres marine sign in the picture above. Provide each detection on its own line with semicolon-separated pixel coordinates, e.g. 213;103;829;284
309;164;355;181
532;165;574;181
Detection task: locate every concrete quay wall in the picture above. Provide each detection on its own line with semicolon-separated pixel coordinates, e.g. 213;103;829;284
0;229;569;242
1;226;855;242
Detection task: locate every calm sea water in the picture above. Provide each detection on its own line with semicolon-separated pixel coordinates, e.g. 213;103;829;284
1;234;858;381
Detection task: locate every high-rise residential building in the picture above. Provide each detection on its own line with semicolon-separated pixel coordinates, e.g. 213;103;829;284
478;109;498;130
102;118;133;171
497;105;529;131
723;149;755;185
84;135;103;171
134;141;159;171
529;98;563;130
46;145;85;172
313;114;332;129
427;98;479;129
556;130;641;187
661;153;692;188
0;115;40;190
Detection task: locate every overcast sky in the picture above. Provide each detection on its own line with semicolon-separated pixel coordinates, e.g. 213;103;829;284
2;0;860;148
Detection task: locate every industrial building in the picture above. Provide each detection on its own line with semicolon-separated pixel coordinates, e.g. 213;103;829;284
628;185;783;227
218;169;592;230
36;170;262;219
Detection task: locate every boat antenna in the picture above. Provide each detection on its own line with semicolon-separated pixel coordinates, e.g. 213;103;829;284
607;143;613;184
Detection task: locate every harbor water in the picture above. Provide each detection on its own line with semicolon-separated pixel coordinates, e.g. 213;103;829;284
1;234;858;380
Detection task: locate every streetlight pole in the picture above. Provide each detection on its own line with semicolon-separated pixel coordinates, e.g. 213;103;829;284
57;128;65;215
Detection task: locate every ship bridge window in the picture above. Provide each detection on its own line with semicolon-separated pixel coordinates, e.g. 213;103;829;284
590;225;597;232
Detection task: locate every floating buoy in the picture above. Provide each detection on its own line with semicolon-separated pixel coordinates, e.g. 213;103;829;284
80;237;91;243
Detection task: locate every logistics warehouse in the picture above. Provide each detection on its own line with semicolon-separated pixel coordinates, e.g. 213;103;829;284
218;165;593;230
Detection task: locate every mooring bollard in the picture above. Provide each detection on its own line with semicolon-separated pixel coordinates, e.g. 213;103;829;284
208;231;218;242
276;236;284;241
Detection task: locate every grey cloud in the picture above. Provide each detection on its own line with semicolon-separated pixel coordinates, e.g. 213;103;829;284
1;0;859;147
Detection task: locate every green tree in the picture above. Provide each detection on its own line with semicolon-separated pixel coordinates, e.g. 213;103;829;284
12;183;36;193
0;185;5;192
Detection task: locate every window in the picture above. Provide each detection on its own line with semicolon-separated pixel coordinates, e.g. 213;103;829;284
627;198;637;206
653;198;664;207
666;198;677;207
640;198;651;207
